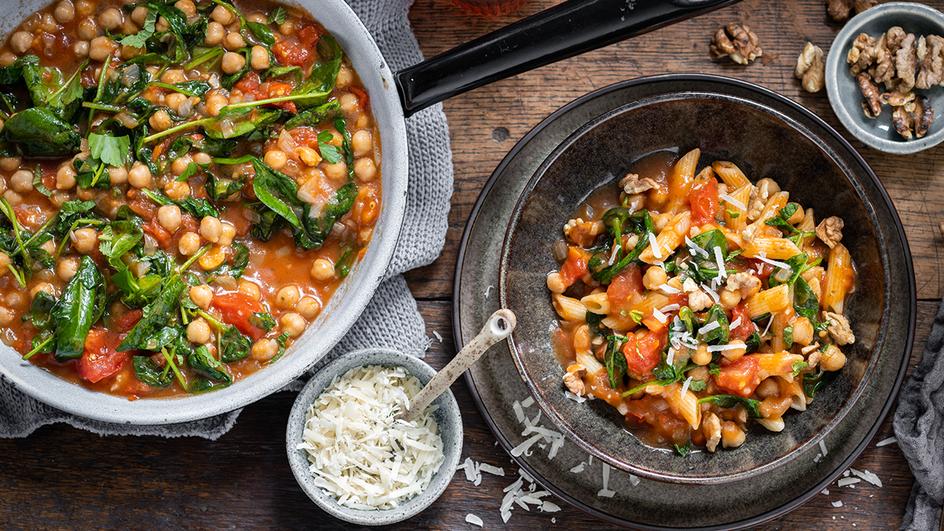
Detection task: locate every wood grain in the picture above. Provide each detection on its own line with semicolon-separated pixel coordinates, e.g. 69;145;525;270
0;0;938;528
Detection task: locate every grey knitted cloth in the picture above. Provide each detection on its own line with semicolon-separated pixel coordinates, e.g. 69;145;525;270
0;0;452;440
895;300;944;530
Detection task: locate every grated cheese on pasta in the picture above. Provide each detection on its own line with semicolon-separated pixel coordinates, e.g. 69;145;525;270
297;365;445;510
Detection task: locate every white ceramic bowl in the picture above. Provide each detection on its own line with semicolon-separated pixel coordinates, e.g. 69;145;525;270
0;0;409;424
285;349;462;526
825;2;944;154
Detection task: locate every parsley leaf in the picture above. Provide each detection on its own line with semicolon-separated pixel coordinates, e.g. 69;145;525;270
120;9;157;48
317;130;342;163
698;394;762;418
88;133;131;167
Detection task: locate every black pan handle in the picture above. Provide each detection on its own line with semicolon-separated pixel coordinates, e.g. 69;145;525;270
395;0;739;117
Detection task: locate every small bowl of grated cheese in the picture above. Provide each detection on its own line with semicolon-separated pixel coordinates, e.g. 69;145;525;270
286;348;462;526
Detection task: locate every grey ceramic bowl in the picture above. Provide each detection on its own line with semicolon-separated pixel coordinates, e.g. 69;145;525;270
286;349;462;526
825;2;944;154
499;75;914;484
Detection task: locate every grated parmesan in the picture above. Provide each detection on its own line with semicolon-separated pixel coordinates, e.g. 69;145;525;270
465;513;484;527
876;436;897;448
648;232;662;259
685;236;709;257
719;193;746;210
754;254;791;270
297;365;445;510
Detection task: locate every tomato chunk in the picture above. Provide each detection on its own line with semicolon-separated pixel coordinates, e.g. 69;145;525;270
728;303;757;341
143;218;173;250
606;265;642;308
114;309;143;333
272;25;321;68
211;292;266;340
714;356;762;397
622;329;666;380
559;246;589;288
688;175;718;226
77;329;128;383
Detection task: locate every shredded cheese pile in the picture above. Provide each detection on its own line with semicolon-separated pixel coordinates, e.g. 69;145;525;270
297;365;445;509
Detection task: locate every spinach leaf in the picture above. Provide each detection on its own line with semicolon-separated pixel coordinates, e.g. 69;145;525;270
52;256;104;360
132;355;173;387
31;165;51;197
802;369;835;398
768;252;812;287
604;335;627;389
98;219;143;270
783;325;794;348
744;331;762;353
335;245;356;278
688;378;708;392
282;100;341;129
0;54;34;85
204;107;281;139
52;200;97;238
291;35;343;108
697;394;762;418
151;80;211;97
317;130;342;163
697;304;730;345
794;276;820;323
674;442;692;457
188;344;232;383
684;229;735;284
250;312;276;332
588;210;654;284
142;189;219;218
212;242;249;278
118;276;187;351
24;290;57;331
298;182;357;250
3;107;81;157
791;360;808;377
219;325;251;362
251;157;302;229
245;21;275;46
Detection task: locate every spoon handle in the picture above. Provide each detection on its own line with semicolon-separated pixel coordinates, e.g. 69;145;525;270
402;309;517;422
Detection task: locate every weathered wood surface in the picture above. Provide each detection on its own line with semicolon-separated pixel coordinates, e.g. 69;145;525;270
0;0;938;529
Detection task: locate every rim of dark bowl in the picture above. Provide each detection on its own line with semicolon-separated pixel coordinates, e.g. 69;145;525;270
454;73;914;522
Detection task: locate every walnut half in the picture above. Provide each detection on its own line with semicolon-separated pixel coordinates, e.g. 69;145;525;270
828;0;878;23
795;42;826;93
709;23;763;65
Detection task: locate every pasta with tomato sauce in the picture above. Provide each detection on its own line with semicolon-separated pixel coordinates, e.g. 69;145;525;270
548;149;855;453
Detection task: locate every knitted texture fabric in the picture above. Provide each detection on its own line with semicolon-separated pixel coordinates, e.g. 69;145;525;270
0;0;453;440
895;300;944;530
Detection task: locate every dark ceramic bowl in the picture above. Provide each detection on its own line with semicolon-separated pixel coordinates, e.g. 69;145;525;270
499;75;914;484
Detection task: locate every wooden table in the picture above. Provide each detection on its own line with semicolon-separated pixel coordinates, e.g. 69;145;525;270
1;0;938;528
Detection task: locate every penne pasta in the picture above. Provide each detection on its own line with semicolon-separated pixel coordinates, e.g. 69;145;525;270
712;161;751;189
722;184;752;232
745;284;791;318
822;243;854;313
741;237;803;260
778;377;807;411
580;292;610;315
552;293;588;322
665;148;700;212
754;352;806;379
639;211;691;264
663;382;702;430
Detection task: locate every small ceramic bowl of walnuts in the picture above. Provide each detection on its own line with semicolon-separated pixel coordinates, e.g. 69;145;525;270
825;2;944;154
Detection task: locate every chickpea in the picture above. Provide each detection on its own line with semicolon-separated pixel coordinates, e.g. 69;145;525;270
157;205;182;233
642;266;668;290
280;312;306;338
279;20;296;36
211;4;236;25
223;32;246;51
99;8;123;30
218;222;236;247
721;339;746;361
205;21;225;45
791;317;814;346
310;258;335;282
71;227;98;254
148;109;173;132
77;17;99;41
189;285;213;310
30;282;56;300
353;158;376;182
820;344;847;372
297;296;321;320
192;152;211;166
296;146;321;167
131;6;149;25
759;396;793;419
719;288;741;309
5;291;24;309
171;155;193;176
108;166;128;185
10;169;32;193
0;307;13;326
335;65;353;89
0;157;20;172
0;52;15;67
54;1;76;24
276;285;300;310
238;279;261;300
250;45;270;70
755;377;780;399
0;252;9;271
178;231;201;256
165;180;191;200
128;162;152;188
756;178;781;199
165;92;187;115
352;130;372;157
545;272;566;294
74;0;94;15
322;161;347;181
174;0;197;18
263;149;288;170
9;31;33;54
55;164;76;190
692;343;711;365
221;51;246;75
73;40;89;57
246;12;266;23
199;245;226;270
721;421;746;449
160;69;186;84
2;190;21;206
205;92;228;117
187;318;212;344
339;93;359;114
251;338;279;361
89;36;117;62
199;216;222;243
56;256;79;281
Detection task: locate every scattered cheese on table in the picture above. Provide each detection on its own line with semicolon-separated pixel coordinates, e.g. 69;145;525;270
297;365;445;510
465;513;484;527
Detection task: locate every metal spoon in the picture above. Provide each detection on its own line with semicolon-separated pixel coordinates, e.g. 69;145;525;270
400;309;516;422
